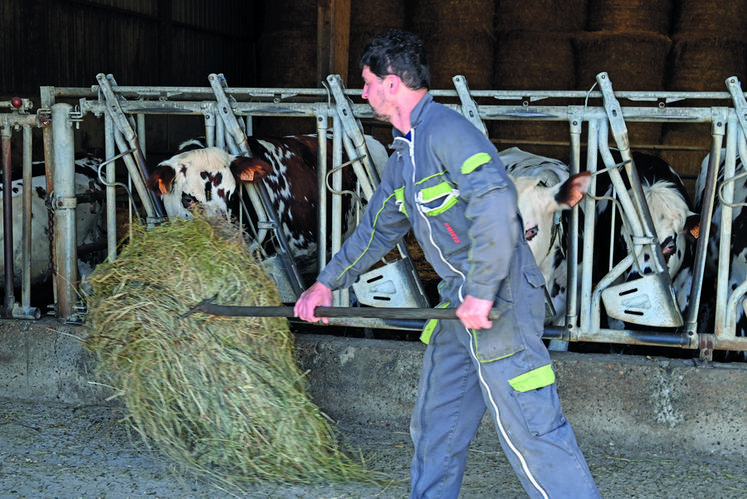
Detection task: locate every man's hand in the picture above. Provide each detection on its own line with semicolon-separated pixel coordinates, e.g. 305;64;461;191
456;295;493;330
293;281;333;323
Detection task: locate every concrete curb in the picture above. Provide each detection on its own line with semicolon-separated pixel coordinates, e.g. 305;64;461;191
1;319;745;457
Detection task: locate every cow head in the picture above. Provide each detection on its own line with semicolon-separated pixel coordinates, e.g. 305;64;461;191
622;180;699;279
146;147;271;219
512;171;590;277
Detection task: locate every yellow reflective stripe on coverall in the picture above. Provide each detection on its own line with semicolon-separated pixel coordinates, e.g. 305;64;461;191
508;364;556;392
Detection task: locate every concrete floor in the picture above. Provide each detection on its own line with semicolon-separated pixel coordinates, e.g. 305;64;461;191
0;319;745;498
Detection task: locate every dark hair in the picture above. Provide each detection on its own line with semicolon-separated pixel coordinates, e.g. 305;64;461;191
359;29;430;90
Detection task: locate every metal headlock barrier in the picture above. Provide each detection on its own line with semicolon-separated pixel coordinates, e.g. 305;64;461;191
3;71;747;359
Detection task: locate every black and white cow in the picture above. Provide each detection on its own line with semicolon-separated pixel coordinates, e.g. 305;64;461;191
0;154;106;290
593;150;700;327
694;150;747;355
499;147;590;326
146;135;388;273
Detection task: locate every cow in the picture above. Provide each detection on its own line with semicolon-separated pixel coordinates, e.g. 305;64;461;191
592;150;700;330
146;135;389;275
498;147;590;327
693;150;747;359
0;154;106;302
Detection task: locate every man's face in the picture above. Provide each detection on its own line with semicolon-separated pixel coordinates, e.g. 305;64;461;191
361;66;391;123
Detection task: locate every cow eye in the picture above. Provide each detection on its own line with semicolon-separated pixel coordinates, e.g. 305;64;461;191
525;225;539;241
181;193;198;209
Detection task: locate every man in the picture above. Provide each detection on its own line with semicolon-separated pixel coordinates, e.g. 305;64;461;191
294;29;600;499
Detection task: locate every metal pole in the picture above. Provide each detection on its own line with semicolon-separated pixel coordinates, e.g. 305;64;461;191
104;113;118;261
52;103;78;319
21;125;33;311
1;123;14;317
316;112;328;274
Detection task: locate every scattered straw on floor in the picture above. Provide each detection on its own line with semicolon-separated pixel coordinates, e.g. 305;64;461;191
83;211;373;489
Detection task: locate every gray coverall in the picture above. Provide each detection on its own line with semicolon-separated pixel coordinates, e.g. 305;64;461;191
317;93;600;499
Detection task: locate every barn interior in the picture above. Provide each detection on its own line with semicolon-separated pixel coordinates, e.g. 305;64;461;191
2;0;747;359
3;0;746;191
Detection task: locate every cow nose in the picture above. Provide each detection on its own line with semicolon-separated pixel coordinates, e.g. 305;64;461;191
181;193;198;209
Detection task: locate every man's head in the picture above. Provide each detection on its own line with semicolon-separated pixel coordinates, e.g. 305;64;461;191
359;29;430;91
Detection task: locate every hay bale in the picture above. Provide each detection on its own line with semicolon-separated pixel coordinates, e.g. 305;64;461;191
672;0;747;41
667;36;747;92
494;31;575;90
494;0;587;32
490;121;573;164
347;0;407;89
409;0;495;89
660;122;713;199
586;0;673;35
573;31;672;91
83;212;371;489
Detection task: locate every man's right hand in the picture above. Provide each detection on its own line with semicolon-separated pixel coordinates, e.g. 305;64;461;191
293;281;333;323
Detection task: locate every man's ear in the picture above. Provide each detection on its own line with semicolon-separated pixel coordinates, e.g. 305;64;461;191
387;74;400;94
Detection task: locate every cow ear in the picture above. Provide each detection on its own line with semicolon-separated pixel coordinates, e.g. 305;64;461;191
684;214;701;240
556;171;591;208
231;157;273;183
146;165;175;195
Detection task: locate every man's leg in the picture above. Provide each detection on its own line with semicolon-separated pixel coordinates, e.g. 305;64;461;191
469;325;601;499
409;320;486;499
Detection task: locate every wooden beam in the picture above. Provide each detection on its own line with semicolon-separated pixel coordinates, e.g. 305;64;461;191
317;0;350;87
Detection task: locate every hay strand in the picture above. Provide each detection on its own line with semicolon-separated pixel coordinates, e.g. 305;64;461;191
83;212;372;489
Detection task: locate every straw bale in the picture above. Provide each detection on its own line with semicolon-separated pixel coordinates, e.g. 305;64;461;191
586;0;673;35
409;0;495;89
667;36;747;92
83;212;372;489
573;31;672;91
494;0;588;32
347;0;407;89
672;0;747;41
494;31;575;90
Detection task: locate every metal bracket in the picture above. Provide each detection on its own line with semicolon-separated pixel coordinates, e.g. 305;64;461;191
453;75;488;137
208;73;306;298
96;74;163;219
595;72;681;328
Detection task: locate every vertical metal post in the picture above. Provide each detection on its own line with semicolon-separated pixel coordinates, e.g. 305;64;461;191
565;113;583;330
52;103;78;319
1;122;14;317
21;125;33;311
104;113;118;261
316;111;328;274
331;113;348;307
580;119;600;332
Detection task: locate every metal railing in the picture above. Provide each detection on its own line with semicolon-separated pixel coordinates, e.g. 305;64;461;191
6;72;746;359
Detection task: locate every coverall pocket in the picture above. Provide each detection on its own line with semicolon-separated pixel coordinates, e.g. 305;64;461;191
512;383;566;437
473;296;526;362
522;266;548;334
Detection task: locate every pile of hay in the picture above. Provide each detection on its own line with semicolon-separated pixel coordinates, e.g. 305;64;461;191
83;211;371;489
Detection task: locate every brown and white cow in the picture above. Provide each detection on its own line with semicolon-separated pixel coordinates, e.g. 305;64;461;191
146;135;388;271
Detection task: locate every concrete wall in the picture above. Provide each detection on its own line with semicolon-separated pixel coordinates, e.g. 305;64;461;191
1;319;745;457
